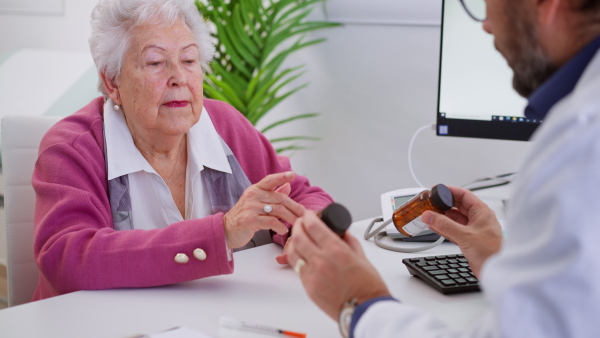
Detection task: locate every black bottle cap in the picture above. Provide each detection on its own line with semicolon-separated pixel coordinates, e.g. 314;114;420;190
431;184;454;211
320;203;353;237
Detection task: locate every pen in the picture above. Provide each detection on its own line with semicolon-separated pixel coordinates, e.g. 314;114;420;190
219;317;306;338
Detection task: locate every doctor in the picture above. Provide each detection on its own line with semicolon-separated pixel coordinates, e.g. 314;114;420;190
286;0;600;336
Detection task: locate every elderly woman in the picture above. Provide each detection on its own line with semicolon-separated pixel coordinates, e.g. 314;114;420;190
31;0;333;301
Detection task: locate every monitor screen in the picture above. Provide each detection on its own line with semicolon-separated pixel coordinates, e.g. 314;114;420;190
436;0;541;141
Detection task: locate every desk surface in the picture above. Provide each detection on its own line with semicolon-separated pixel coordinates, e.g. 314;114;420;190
0;219;488;337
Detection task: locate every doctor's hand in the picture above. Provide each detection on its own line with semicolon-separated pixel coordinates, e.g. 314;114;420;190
422;186;503;278
223;171;305;249
287;211;391;320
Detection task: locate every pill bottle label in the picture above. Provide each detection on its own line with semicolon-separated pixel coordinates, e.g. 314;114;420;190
401;216;429;237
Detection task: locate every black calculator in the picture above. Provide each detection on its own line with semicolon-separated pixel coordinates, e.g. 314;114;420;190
402;254;480;294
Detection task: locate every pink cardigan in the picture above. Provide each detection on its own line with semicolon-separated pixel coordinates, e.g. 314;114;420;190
32;97;333;301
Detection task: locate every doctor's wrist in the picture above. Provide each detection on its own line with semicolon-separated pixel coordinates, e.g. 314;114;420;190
346;296;399;338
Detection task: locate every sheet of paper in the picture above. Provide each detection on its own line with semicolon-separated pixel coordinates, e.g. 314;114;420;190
147;326;215;338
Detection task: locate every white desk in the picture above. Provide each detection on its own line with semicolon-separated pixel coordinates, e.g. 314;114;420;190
0;218;489;337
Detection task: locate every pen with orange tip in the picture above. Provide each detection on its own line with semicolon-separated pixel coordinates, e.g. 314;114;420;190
219;317;306;338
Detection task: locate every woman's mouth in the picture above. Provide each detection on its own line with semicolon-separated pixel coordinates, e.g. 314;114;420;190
164;101;189;108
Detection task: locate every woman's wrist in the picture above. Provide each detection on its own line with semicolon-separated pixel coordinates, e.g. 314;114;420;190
222;212;233;249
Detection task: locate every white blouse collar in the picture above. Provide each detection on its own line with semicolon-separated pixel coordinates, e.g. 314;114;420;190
104;99;232;181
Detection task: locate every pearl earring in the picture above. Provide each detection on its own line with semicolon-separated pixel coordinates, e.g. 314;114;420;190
114;105;120;111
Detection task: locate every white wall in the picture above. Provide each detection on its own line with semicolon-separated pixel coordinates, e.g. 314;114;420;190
0;0;96;53
260;23;531;221
0;0;531;225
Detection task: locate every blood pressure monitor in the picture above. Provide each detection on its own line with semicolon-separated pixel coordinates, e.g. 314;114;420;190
380;187;437;239
366;188;446;252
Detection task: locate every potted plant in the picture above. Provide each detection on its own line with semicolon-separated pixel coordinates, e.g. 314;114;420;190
196;0;340;153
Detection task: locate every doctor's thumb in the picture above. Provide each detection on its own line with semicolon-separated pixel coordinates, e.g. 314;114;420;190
422;211;463;243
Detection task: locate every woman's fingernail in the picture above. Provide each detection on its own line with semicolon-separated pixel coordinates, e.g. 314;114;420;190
285;171;294;178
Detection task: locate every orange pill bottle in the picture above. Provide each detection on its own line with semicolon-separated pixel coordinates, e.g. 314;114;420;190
392;184;454;237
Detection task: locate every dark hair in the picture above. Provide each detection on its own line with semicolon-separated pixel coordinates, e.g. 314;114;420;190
577;0;600;11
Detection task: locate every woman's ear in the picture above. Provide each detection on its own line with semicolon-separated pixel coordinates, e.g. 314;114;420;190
101;72;121;105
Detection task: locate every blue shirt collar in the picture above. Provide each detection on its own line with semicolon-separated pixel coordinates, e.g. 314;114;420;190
525;36;600;120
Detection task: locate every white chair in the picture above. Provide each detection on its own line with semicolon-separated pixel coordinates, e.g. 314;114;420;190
2;116;61;306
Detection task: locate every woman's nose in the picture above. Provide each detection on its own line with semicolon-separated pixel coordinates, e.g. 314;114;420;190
168;63;187;87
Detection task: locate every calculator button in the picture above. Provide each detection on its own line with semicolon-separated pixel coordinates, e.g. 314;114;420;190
449;274;460;279
466;277;478;283
427;261;438;266
447;268;458;273
437;260;448;265
449;264;460;268
435;275;449;280
436;255;446;259
441;279;456;286
417;262;427;267
448;259;458;263
446;254;457;258
409;258;420;262
425;257;436;261
458;258;468;263
459;263;470;267
438;264;449;269
458;268;469;273
459;272;471;278
455;278;467;285
429;270;446;275
423;266;437;271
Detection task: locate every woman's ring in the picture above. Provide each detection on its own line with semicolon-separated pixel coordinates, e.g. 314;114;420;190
294;258;306;274
263;204;273;213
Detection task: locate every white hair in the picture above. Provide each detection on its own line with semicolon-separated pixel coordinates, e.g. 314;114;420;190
89;0;214;97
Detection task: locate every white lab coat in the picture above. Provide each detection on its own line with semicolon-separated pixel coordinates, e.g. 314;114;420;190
355;51;600;337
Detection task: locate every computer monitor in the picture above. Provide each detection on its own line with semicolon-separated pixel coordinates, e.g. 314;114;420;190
436;0;541;141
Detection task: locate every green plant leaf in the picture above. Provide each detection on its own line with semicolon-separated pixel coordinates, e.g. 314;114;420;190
260;113;320;134
208;61;247;99
232;5;261;57
213;19;253;78
262;12;312;60
247;72;307;122
205;74;247;112
274;145;309;154
275;0;323;21
270;136;320;143
200;0;341;153
203;82;230;103
239;0;264;49
249;83;308;124
247;65;304;113
221;13;259;68
245;66;268;100
292;21;342;34
269;70;306;97
261;38;326;80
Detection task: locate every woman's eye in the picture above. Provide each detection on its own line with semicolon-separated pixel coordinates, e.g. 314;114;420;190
184;59;196;64
148;61;162;67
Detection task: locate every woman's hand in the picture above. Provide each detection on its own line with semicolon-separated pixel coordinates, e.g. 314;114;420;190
422;186;503;278
223;171;306;249
287;211;390;320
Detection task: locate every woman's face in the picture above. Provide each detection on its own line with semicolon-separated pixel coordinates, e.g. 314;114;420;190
110;20;204;140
